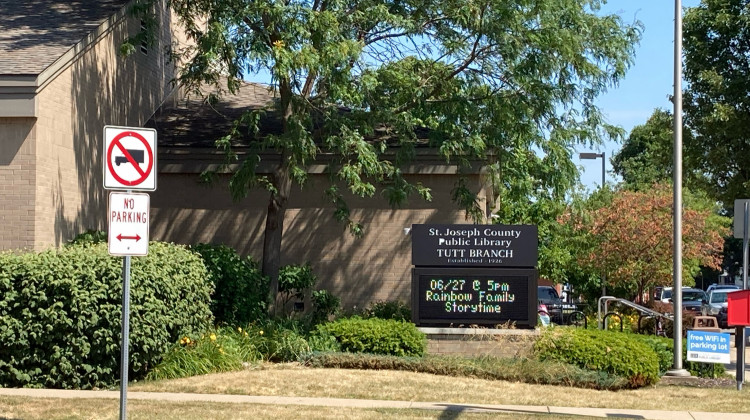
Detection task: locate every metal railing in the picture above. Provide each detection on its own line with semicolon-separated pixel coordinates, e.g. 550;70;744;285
597;296;673;330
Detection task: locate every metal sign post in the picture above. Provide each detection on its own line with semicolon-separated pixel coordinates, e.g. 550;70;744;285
119;255;131;420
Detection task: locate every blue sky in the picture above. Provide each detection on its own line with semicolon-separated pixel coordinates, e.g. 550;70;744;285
578;0;701;190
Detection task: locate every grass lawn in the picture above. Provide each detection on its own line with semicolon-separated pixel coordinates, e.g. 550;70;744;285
0;396;594;420
3;362;748;419
128;362;750;412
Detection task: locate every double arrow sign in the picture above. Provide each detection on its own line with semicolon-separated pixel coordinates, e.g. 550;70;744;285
116;233;142;242
108;192;149;256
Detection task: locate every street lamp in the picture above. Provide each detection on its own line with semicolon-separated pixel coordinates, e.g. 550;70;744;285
579;152;605;189
580;151;607;300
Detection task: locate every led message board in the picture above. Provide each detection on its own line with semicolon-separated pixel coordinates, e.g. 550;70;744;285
411;224;538;267
411;268;538;327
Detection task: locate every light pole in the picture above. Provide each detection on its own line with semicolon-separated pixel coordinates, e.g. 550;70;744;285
580;151;606;299
666;0;690;378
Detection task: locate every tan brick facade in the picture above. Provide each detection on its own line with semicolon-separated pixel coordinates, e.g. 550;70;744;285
0;1;181;251
0;118;36;250
151;169;491;309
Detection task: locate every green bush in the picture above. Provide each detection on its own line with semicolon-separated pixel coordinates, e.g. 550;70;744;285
302;353;628;390
251;319;313;362
534;327;659;388
146;327;262;381
362;300;411;321
0;242;213;389
316;317;426;357
308;289;341;325
278;263;316;308
191;244;269;326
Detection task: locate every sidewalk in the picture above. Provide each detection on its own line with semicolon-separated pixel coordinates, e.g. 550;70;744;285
1;387;749;420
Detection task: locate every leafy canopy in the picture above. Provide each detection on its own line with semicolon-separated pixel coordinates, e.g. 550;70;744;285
683;0;750;211
140;0;642;216
563;183;727;301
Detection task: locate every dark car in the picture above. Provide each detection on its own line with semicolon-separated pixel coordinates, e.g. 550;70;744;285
719;306;728;329
538;286;563;324
680;288;708;315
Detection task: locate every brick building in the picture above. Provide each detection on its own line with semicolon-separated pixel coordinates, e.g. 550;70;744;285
1;1;492;309
0;0;182;250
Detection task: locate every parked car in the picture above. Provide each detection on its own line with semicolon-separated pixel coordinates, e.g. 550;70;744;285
706;283;740;293
680;288;707;315
655;286;673;303
702;289;732;322
537;286;563;324
718;306;728;329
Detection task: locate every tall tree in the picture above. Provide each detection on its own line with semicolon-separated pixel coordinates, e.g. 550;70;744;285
127;0;641;304
612;109;707;192
564;184;727;302
683;0;750;211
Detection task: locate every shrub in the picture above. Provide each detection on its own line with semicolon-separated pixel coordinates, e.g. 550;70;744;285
250;319;313;362
316;317;426;357
308;289;341;325
191;244;269;325
302;353;629;390
362;300;411;321
146;327;262;380
534;327;659;388
278;263;317;306
0;242;213;389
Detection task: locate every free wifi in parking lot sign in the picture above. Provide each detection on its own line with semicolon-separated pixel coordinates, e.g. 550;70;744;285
103;126;157;191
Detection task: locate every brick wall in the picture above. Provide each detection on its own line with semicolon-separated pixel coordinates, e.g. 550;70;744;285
0;118;36;250
151;171;490;309
30;1;180;250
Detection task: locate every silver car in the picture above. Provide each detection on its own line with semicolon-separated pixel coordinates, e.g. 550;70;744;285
702;289;731;318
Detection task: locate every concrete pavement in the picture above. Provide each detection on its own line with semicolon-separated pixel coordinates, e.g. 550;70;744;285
1;387;749;420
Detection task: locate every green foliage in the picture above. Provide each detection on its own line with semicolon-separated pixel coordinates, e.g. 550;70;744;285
361;300;412;322
302;353;628;390
0;242;213;389
278;263;316;306
191;244;270;325
683;1;750;211
252;319;314;362
308;289;341;325
131;0;642;291
534;327;659;388
316;317;426;357
66;230;107;246
146;327;261;381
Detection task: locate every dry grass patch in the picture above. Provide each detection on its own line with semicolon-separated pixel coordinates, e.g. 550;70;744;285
0;396;591;420
129;362;750;412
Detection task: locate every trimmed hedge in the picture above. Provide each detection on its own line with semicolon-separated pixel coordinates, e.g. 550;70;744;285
534;327;659;388
316;317;426;357
0;242;213;389
191;244;269;326
302;352;629;390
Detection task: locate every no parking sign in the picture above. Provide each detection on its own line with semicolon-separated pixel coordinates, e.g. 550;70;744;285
103;126;157;191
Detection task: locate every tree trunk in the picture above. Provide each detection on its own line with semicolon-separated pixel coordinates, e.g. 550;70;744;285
262;76;294;316
262;155;292;316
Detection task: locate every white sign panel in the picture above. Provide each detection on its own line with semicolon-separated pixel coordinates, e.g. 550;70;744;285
108;192;150;256
687;330;730;364
103;125;157;191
